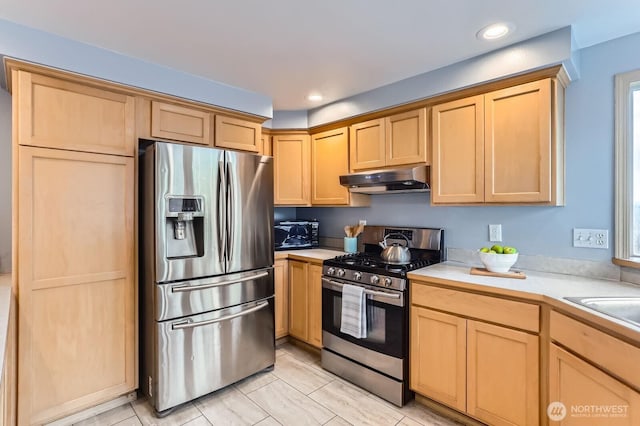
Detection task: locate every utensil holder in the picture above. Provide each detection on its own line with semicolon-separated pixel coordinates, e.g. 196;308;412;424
344;237;357;253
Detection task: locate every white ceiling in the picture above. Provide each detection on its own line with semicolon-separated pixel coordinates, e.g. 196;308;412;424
1;0;640;110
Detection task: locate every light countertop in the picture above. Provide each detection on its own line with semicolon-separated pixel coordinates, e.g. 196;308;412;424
275;249;344;262
408;261;640;341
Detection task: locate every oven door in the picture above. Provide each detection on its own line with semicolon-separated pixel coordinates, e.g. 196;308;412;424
321;276;406;359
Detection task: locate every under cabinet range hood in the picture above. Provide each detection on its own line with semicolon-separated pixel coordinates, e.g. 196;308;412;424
339;165;430;194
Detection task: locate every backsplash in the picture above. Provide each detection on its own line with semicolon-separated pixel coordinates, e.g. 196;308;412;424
447;248;621;281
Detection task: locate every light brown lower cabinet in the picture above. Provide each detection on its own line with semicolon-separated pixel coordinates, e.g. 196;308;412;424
410;307;466;411
274;259;289;339
466;320;539;426
16;147;136;425
548;311;640;425
410;282;539;426
0;290;16;426
549;344;640;425
288;260;322;348
307;264;323;348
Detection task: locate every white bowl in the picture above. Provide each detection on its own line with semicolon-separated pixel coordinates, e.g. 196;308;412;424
478;251;518;273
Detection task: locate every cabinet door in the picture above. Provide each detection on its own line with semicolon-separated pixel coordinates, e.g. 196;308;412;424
467;321;539;426
214;115;261;152
273;134;311;205
410;306;466;412
288;261;309;341
311;127;350;205
17;147;135;424
151;100;211;145
307;264;323;348
549;344;640;426
431;95;485;204
385;108;427;166
484;79;552;203
261;132;272;156
15;70;135;156
349;118;386;170
274;259;289;339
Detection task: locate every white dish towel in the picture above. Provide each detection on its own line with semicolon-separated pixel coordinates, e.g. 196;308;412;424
340;284;367;339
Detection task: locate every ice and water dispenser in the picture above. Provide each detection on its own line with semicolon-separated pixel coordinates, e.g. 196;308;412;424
165;196;205;258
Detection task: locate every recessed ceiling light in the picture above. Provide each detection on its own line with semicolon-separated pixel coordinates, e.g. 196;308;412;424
307;94;323;101
477;22;514;40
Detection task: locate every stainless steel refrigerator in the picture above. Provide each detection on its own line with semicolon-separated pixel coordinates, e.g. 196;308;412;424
139;141;274;415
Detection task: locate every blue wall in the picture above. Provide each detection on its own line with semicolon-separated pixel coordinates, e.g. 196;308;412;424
0;89;10;273
307;27;579;127
300;31;640;262
0;19;273;118
0;18;637;264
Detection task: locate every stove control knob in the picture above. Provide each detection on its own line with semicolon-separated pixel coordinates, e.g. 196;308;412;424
327;267;335;276
354;272;362;281
384;277;393;287
370;275;380;285
337;269;346;277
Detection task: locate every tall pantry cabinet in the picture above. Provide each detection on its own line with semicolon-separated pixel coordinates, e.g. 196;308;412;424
9;64;136;425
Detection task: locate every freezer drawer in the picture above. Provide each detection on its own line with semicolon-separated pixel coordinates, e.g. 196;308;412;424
155;267;274;320
151;297;275;412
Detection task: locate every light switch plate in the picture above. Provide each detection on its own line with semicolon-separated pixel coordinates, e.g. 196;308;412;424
489;224;502;242
573;228;608;249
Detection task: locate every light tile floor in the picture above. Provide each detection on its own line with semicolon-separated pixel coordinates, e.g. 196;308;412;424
73;343;461;426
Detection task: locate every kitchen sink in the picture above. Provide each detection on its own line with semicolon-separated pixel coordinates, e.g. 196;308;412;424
565;297;640;327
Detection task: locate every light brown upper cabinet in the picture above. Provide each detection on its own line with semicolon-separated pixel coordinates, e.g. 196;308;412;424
431;78;564;205
260;131;272;156
15;70;135;156
273;132;311;205
151;101;212;145
214;115;261;152
311;127;351;205
350;108;427;171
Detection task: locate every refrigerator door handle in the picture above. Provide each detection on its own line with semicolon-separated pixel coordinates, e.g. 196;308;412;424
171;271;269;293
217;157;226;262
171;300;270;330
225;159;234;262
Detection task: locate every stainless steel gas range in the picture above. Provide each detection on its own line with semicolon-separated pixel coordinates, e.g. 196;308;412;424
321;225;444;406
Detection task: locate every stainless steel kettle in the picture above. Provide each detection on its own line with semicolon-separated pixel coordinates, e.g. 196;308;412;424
378;233;411;264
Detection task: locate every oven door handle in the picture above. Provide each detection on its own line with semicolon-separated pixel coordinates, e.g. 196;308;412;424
322;278;401;299
171;271;269;293
171;300;269;330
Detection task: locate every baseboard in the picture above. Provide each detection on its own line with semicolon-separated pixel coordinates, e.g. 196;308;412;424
414;394;486;426
45;391;137;426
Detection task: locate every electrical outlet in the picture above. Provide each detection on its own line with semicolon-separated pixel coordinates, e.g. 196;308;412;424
359;219;367;226
489;224;502;242
573;228;609;249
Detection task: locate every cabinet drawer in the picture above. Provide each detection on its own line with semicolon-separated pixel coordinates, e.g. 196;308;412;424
411;282;539;332
550;310;640;389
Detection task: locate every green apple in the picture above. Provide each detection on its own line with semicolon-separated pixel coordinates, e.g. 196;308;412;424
503;246;518;254
490;244;504;254
479;247;490;253
489;250;497;254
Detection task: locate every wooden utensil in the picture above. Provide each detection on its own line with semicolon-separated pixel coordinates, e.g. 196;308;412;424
354;224;364;237
344;225;352;237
